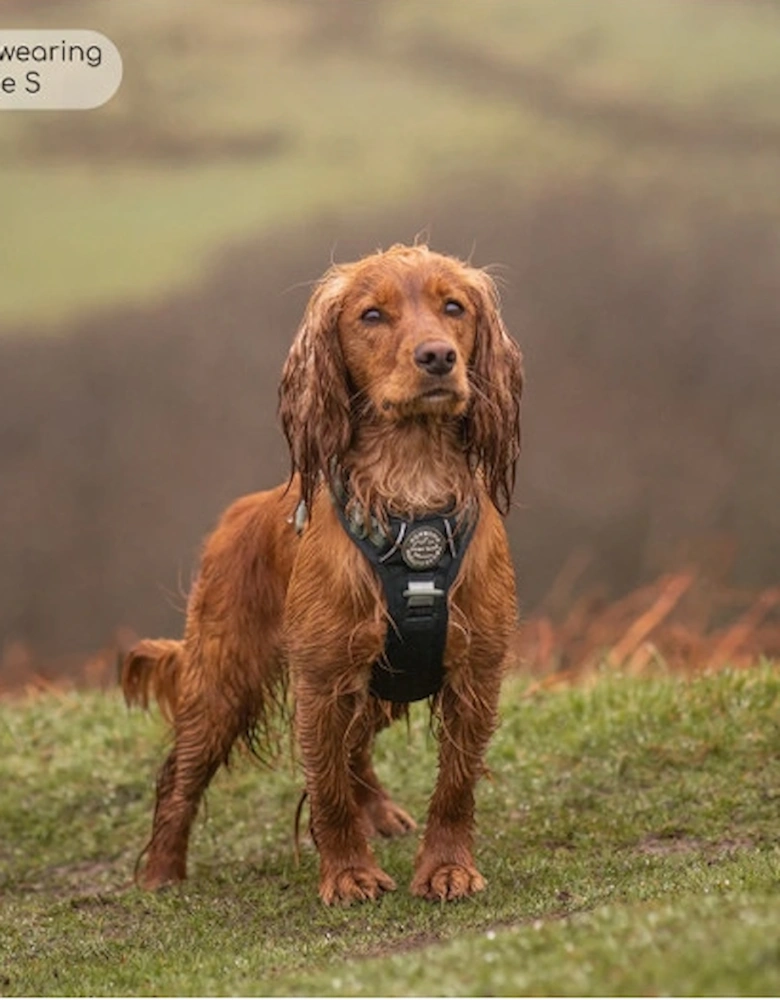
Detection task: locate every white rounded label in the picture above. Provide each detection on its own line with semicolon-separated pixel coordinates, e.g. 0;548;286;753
0;30;122;110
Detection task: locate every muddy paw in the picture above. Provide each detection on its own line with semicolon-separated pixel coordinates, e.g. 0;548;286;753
319;864;397;906
410;861;486;901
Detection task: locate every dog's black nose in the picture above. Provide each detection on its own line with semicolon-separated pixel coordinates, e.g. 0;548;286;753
414;340;457;376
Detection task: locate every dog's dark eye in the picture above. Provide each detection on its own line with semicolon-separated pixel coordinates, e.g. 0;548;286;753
444;299;465;317
361;307;384;324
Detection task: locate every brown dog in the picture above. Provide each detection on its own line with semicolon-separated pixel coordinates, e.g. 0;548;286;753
121;244;523;904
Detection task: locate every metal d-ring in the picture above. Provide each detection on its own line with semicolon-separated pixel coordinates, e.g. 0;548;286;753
442;516;457;557
378;520;407;563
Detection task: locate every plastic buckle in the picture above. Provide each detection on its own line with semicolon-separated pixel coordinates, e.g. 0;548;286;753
402;579;445;609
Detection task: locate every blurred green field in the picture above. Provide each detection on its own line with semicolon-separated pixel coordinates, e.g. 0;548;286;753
2;0;779;330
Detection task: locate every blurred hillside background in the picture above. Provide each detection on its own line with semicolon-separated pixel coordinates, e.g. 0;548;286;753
1;0;779;673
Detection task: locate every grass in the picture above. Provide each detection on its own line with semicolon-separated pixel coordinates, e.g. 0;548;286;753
1;664;779;995
1;0;779;329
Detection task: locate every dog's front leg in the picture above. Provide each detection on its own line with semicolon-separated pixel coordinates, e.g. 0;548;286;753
411;671;502;901
295;677;396;905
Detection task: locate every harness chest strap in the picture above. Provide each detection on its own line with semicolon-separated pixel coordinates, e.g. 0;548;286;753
329;492;478;703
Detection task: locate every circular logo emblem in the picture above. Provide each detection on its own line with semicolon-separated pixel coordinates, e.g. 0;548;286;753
401;526;447;569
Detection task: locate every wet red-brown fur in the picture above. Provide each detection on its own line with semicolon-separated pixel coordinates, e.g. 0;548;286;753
121;244;524;904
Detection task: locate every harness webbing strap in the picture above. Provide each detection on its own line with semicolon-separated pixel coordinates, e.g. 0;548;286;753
332;496;478;703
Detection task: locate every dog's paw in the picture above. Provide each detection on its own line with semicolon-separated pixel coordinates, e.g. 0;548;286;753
410;861;486;901
360;797;417;839
319;864;396;906
139;865;186;892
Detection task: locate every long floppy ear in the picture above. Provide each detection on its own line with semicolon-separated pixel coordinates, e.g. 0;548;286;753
278;267;354;512
462;268;524;515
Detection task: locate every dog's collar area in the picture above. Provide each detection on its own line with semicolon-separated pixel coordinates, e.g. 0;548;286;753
333;499;469;571
326;467;465;558
323;476;478;704
292;472;469;560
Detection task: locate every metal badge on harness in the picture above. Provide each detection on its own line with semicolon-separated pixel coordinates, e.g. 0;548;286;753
401;526;446;569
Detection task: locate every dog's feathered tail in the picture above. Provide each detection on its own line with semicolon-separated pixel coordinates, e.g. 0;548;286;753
120;639;183;726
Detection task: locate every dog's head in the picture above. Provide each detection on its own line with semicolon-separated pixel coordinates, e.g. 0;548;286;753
278;244;523;513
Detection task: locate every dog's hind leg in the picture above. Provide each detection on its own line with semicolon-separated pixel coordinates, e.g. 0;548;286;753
124;486;297;889
349;700;417;839
139;685;246;890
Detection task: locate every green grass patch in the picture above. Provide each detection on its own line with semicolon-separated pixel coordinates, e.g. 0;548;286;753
1;664;779;995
